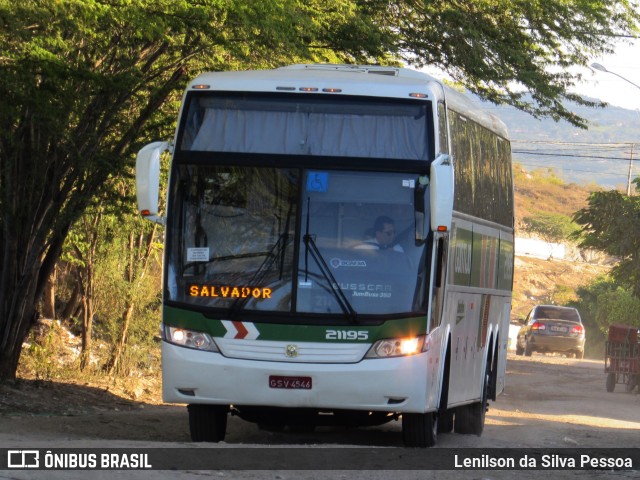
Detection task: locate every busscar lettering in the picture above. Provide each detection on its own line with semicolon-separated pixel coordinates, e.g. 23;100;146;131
454;242;472;274
188;284;272;299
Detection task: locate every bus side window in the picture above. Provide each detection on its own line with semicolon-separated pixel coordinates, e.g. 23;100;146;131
437;102;449;154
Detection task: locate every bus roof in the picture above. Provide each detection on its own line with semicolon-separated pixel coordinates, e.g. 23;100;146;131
188;64;509;138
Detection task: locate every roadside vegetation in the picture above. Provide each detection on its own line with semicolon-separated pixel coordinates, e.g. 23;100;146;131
15;164;637;389
513;166;640;359
3;1;640;386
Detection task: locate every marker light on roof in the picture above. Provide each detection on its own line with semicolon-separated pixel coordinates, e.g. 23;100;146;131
299;87;319;92
409;93;427;98
192;84;210;89
276;86;296;91
322;88;342;93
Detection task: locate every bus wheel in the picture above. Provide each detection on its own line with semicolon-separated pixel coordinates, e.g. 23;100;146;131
188;404;228;442
437;409;454;434
402;412;437;447
455;373;488;436
605;373;616;393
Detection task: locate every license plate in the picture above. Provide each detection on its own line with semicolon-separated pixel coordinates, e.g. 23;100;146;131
551;326;568;333
269;375;312;390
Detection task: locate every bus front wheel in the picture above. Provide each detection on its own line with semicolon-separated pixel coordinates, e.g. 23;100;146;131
402;412;437;447
188;404;229;442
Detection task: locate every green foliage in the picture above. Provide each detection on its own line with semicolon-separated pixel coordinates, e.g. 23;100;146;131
1;0;639;381
390;0;640;128
548;284;575;306
522;212;580;245
0;0;393;380
530;169;565;187
570;277;640;357
58;171;164;375
513;164;567;187
573;190;640;296
20;321;78;381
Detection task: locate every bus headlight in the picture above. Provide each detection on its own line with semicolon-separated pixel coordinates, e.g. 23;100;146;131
365;335;428;358
163;325;219;352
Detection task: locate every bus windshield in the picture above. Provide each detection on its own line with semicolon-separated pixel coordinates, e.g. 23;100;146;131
166;166;429;319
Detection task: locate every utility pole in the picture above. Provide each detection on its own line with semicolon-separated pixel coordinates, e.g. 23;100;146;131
591;64;640;196
628;143;635;196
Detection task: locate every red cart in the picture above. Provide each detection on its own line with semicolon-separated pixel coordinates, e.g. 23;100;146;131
605;324;640;393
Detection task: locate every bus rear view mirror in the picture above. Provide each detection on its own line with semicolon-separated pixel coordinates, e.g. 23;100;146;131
430;154;453;232
136;141;169;225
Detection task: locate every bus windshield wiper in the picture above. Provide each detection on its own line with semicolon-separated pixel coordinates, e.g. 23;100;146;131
303;199;358;323
227;231;292;319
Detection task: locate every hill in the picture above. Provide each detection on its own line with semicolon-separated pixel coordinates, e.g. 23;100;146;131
511;167;610;326
472;93;640;189
513;163;596;229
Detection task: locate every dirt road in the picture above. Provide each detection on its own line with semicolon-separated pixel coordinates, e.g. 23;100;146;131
1;353;639;479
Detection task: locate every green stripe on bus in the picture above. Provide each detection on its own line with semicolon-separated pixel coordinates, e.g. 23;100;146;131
162;305;427;342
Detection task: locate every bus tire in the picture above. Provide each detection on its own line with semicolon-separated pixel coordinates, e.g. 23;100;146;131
437;409;454;434
605;373;616;392
437;341;453;434
188;404;228;442
402;412;437;448
454;372;489;436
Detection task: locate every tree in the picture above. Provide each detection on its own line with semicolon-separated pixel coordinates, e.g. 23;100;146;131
388;0;640;128
571;277;640;356
0;0;390;381
573;180;640;297
522;212;579;259
1;0;638;381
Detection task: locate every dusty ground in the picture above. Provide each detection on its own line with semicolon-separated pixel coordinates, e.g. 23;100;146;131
1;353;638;448
1;355;639;480
1;256;636;479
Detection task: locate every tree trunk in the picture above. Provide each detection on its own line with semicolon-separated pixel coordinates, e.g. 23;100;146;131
0;305;39;381
104;225;158;375
104;303;134;375
0;218;64;380
61;282;82;324
42;266;56;319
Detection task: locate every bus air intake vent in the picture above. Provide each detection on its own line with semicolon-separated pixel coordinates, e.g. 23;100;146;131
367;70;398;76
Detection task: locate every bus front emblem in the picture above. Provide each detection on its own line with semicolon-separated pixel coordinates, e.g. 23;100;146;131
285;345;299;358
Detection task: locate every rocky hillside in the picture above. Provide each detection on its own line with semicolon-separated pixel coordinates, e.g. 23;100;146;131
512;256;609;320
512;165;611;319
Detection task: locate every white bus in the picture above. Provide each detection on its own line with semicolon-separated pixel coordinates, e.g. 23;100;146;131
136;64;514;447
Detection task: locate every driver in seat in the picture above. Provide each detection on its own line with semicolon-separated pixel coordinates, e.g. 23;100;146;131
355;216;404;253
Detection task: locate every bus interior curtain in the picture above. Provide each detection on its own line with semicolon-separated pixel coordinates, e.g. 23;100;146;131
187;108;426;160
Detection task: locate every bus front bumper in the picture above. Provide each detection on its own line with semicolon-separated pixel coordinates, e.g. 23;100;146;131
161;341;432;413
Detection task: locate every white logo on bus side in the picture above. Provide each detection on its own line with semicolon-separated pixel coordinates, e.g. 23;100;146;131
454;242;472;274
502;250;514;280
326;330;369;341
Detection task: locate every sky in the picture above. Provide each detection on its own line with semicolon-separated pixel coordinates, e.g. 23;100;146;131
420;38;640;112
576;38;640;111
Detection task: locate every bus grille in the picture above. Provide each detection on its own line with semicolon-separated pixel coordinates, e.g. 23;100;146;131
214;338;369;363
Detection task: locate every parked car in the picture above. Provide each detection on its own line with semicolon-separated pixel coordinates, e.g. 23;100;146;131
516;305;585;359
